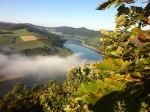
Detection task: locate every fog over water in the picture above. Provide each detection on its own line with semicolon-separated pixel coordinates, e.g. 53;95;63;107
0;39;102;96
0;53;87;82
0;53;89;96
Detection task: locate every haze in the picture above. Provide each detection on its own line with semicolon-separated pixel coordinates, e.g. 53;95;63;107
0;53;90;83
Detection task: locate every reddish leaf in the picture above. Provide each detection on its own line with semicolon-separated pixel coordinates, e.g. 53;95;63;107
138;34;146;40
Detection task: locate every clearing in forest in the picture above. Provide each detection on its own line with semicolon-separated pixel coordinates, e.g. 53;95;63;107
20;36;37;41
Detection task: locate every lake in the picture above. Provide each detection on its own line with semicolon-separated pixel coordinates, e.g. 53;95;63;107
63;38;103;61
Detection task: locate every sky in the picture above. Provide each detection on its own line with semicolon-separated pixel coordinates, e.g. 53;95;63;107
0;0;147;31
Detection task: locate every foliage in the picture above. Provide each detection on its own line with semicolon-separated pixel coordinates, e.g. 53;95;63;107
0;0;150;112
0;81;70;112
72;1;150;112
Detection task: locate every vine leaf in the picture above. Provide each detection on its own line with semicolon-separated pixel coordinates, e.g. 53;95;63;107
75;79;125;112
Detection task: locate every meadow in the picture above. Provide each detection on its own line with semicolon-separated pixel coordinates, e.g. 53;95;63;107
0;29;40;37
12;40;46;51
0;37;14;47
0;29;45;51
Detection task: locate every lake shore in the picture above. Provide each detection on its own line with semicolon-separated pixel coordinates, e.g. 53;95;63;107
64;37;104;54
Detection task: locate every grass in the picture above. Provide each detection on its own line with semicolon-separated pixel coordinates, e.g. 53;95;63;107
16;37;23;43
62;34;101;48
13;29;40;36
0;29;72;56
0;29;40;38
73;35;88;40
55;47;72;57
12;40;46;51
0;29;43;48
62;34;88;40
0;37;13;47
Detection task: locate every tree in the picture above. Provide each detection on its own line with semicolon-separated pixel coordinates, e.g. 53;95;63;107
0;1;150;112
70;0;150;112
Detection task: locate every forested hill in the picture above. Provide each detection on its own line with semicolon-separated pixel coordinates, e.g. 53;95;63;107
47;26;103;38
0;22;49;36
0;22;103;38
0;22;72;56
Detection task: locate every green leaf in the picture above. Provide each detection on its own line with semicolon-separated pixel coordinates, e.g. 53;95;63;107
130;32;137;39
117;61;132;73
100;29;110;36
135;48;150;55
75;78;125;106
131;27;150;34
114;1;123;8
96;1;117;10
134;15;143;21
142;57;150;64
115;14;126;27
131;72;141;78
76;82;98;97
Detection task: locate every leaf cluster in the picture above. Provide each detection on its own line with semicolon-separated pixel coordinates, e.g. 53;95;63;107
1;1;150;112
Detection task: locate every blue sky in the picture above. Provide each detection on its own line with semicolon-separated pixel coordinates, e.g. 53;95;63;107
0;0;146;31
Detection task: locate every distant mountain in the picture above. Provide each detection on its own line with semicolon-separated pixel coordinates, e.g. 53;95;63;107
24;24;102;38
25;23;46;31
0;22;103;38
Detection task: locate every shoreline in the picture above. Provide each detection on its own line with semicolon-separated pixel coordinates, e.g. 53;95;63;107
64;37;104;54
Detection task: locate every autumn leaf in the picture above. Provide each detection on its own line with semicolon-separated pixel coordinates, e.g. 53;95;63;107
138;34;146;40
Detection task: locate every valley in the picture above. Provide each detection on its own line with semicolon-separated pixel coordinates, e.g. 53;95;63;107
0;23;103;97
0;23;72;56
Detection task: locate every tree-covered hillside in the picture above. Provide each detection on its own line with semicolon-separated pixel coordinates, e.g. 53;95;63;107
0;23;72;56
48;26;103;38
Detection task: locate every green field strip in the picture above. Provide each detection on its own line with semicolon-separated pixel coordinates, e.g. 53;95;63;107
0;29;40;37
12;40;46;51
0;37;13;47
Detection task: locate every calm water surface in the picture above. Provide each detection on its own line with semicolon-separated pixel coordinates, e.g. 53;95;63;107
64;38;102;61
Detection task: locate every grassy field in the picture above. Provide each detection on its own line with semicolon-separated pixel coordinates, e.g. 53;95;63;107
0;29;43;48
0;37;13;47
16;37;23;43
0;29;72;56
61;34;102;48
55;47;72;57
62;34;88;40
0;29;40;37
84;37;101;47
0;29;41;44
12;40;46;51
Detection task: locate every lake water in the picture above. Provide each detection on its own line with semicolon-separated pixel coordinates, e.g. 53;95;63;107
63;38;103;61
